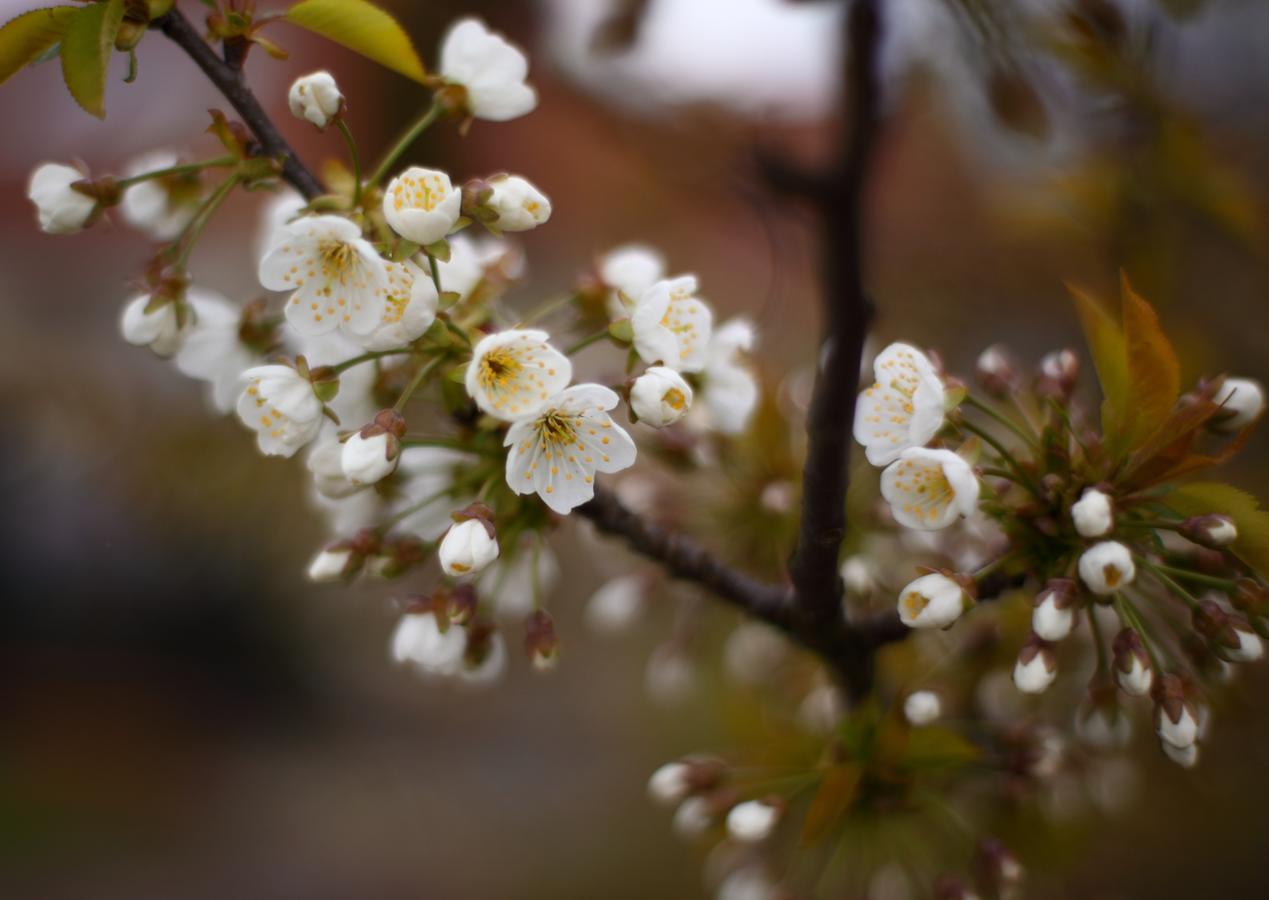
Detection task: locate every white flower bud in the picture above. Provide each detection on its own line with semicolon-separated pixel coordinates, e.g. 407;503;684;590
120;149;200;241
1077;541;1135;595
486;174;551;232
391;612;467;675
438;519;500;577
459;630;507;687
288;71;343;128
1013;641;1057;694
726;799;781;843
897;573;968;629
341;431;400;486
1203;516;1238;546
1071;487;1114;538
903;690;941;726
28;162;96;234
646;646;697;706
840;555;875;596
724;623;788;686
600;244;665;318
307;546;355;582
672;796;713;839
1116;655;1153;697
585;574;646;635
383;167;462;245
1227;624;1264;663
717;868;779;900
630;366;694;427
120;294;188;358
1212;377;1264;432
1156;701;1199;749
1075;699;1131;749
439;18;537;121
648;762;692;806
1161;740;1199;768
1032;591;1076;642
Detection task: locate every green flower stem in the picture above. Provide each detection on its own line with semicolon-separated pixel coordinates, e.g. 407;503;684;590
963;395;1039;450
957;419;1043;498
393;355;446;412
172;175;241;269
365;102;442;191
440;316;472;348
425;249;444;295
519;292;576;326
331;349;412;375
1115;593;1166;673
336;119;363;208
1138;559;1204;610
565;330;610;356
115;155;238;189
1149;561;1237;592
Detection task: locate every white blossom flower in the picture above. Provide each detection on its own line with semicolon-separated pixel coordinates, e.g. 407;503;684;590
1156;702;1199;749
1075;699;1131;749
1071;487;1114;538
672;796;713;839
341;431;399;486
798;683;845;733
646;645;697;706
853;342;946;466
1227;624;1264;663
254;189;307;269
647;762;692;806
631;276;713;373
439;519;500;576
288;71;343;128
1162;740;1199;768
477;538;560;620
391;611;467;675
717;867;780;900
28;162;96;234
383;166;462;246
700;318;759;435
585;574;646;635
1013;644;1057;694
840;555;876;596
430;232;518;302
880;448;979;530
1032;585;1077;642
1182;515;1238;548
631;366;693;427
726;800;780;843
174;290;262;413
600;244;665;319
466;328;572;421
236;364;324;457
389;447;472;541
307;435;363;499
1077;541;1136;595
1117;654;1153;697
486;174;551;231
120;293;188;358
723;623;788;686
440;18;538;121
1212;377;1264;432
258;214;389;336
903;690;941;726
897;573;967;629
307;545;356;582
354;260;438;351
503;384;637;514
120;149;200;241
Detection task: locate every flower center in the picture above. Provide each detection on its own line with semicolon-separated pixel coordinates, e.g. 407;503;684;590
318;239;356;274
903;591;930;617
1102;564;1122;588
478;348;522;388
392;172;447;211
663;387;686;411
539;410;578;447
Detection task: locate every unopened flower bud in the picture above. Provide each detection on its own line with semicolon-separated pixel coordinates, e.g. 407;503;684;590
1075;684;1131;748
1180;514;1238;548
903;690;942;726
1013;635;1058;694
1037;349;1079;399
1226;614;1264;663
392;608;467;674
439;518;499;577
1032;577;1079;641
1153;674;1199;749
1161;740;1199;768
1211;377;1264;432
1071;487;1114;538
975;344;1019;397
28;162;99;234
1077;541;1135;595
341;410;407;486
840;555;875;596
367;536;426;579
485;174;551;232
897;573;970;629
306;529;377;583
972;838;1022;898
672;796;713;839
630;365;694;427
1112;629;1153;696
524;608;559;671
726;798;782;843
648;762;693;806
288;71;343;128
120;292;190;357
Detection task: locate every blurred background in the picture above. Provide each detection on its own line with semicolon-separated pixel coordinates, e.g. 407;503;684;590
3;0;1269;897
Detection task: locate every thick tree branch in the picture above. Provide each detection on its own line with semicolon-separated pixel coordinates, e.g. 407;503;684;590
155;8;324;201
786;0;883;631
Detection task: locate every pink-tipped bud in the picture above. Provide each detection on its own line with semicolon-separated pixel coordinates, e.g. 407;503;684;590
1179;514;1238;548
524;609;560;671
1111;628;1153;696
976;344;1019;397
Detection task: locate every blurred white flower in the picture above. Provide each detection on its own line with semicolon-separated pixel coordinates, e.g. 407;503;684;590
1013;642;1057;694
255;189;307;269
288;71;343;128
28;162;95;234
903;690;941;726
236;364;323;457
723;623;788;686
258;214;388;337
1162;740;1199;768
716;866;780;900
726;799;780;843
897;573;966;629
504;384;637;514
646;645;697;706
119;149;200;240
440;18;538;121
390;447;471;541
1071;487;1114;538
854;342;945;466
585;574;646;634
306;545;356;582
391;611;467;675
631;365;693;427
600;243;665;319
486;174;552;231
120;293;188;358
383;166;462;245
647;761;692;806
174;290;262;413
439;519;500;576
631;275;713;373
881;448;979;530
700;318;759;435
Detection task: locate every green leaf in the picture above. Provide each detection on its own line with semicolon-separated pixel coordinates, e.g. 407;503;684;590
59;0;125;118
1165;482;1269;577
0;6;80;86
898;727;982;772
285;0;426;83
1069;282;1129;449
801;764;860;846
1120;276;1181;452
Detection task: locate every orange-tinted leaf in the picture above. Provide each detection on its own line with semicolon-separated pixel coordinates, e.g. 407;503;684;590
1120;275;1181;452
801;763;861;846
1069;282;1128;448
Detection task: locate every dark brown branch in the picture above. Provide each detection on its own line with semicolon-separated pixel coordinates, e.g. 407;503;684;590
155;8;324;201
786;0;882;631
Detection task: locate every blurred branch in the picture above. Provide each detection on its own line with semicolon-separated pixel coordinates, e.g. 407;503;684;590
154;8;324;201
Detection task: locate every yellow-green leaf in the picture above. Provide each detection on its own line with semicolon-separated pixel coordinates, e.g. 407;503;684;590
801;763;860;846
285;0;425;83
59;0;124;118
1166;482;1269;576
899;727;982;772
1120;275;1181;452
0;6;80;85
1069;282;1129;448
